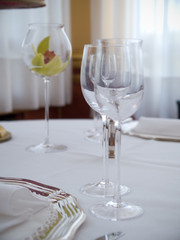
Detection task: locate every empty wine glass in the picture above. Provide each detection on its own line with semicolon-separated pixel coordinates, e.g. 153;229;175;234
91;39;144;220
22;23;72;153
80;44;129;197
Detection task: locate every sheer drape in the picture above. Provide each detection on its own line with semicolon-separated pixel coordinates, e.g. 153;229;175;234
0;0;72;114
90;0;180;119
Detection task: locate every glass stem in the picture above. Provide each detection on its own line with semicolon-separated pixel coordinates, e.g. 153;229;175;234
93;111;100;132
43;78;50;146
113;120;122;205
101;114;109;185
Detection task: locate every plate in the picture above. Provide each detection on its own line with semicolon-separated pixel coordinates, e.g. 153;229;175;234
122;120;180;142
0;131;11;143
127;131;180;142
0;177;86;240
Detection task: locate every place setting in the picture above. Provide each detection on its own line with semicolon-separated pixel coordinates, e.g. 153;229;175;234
0;36;145;239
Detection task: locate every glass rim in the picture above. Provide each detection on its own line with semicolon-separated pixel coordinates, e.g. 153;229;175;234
28;23;64;28
96;38;143;45
83;43;131;49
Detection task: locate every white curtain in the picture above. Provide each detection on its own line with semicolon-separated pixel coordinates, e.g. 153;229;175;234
0;0;72;114
90;0;180;119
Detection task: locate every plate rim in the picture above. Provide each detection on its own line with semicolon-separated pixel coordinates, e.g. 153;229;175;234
0;177;86;240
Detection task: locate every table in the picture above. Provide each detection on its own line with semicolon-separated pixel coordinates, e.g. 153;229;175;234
1;119;180;240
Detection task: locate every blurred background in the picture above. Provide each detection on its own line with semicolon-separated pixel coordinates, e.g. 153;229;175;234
0;0;180;120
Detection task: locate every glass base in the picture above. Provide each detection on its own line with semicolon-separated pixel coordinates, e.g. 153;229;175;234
85;129;101;143
80;181;130;197
90;200;143;221
26;143;67;153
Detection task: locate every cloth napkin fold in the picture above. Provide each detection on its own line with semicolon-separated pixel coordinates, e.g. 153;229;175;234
0;183;49;233
0;182;61;240
129;117;180;141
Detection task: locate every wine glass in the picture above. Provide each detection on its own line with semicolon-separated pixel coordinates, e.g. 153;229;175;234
22;23;72;153
91;40;144;220
80;44;129;197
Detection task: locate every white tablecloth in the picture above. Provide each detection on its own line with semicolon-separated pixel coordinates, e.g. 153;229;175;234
0;119;180;240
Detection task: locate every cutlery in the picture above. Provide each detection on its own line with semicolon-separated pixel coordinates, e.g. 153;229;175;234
95;231;125;240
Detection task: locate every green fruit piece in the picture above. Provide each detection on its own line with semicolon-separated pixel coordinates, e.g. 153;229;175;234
37;36;50;54
31;55;68;77
31;53;44;67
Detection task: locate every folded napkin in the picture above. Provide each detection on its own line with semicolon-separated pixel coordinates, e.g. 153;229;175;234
129;117;180;141
0;183;59;240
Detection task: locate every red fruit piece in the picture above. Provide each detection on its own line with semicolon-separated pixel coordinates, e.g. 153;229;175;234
44;50;56;64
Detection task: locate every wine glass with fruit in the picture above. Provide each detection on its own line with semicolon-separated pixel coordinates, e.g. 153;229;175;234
22;23;72;153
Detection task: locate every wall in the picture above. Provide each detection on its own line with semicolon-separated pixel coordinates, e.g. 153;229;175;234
71;0;91;54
